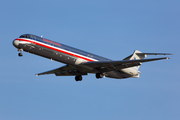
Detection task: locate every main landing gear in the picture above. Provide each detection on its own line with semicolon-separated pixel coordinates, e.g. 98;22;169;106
75;75;82;81
18;49;23;57
96;73;103;79
75;73;104;81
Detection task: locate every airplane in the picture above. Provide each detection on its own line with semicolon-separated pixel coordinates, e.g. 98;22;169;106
12;34;172;81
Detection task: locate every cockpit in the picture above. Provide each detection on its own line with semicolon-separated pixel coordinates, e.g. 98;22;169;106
19;34;43;41
19;34;31;38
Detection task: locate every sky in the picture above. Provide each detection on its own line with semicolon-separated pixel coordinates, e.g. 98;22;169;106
0;0;180;120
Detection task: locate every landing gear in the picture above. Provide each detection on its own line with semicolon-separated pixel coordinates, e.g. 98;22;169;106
96;73;103;79
75;75;82;81
18;52;23;57
18;49;23;57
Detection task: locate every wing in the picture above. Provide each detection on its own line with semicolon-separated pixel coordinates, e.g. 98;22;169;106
36;57;169;76
81;57;169;72
36;65;87;76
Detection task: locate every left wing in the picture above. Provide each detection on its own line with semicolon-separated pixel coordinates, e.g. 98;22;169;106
36;65;87;76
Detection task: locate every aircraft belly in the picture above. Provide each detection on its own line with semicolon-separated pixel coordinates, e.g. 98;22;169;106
19;43;77;65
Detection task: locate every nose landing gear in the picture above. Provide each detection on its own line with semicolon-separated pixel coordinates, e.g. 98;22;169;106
18;49;23;57
18;53;23;57
96;73;103;79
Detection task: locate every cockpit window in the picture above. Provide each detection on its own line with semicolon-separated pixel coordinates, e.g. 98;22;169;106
19;34;30;38
19;35;26;38
26;35;30;38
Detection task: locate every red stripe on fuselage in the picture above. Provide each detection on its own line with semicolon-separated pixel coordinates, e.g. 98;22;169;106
16;38;95;62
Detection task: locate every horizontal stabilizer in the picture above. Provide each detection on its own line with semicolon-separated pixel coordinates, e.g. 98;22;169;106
136;53;173;55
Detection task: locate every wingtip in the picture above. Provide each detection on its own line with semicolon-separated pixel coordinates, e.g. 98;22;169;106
165;57;170;59
35;74;39;76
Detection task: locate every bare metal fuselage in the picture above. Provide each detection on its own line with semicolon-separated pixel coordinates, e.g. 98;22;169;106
13;34;170;81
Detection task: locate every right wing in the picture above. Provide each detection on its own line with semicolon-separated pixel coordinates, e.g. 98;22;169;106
82;57;169;68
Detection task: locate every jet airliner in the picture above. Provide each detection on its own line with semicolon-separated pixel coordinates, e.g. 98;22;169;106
13;34;171;81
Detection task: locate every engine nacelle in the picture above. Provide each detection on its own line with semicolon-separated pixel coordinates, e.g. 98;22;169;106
75;58;87;65
121;67;140;76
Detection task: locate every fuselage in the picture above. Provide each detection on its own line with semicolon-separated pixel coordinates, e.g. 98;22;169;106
13;34;137;79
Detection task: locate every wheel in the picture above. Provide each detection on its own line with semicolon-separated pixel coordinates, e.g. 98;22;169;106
75;76;79;81
75;75;82;81
96;73;103;79
18;53;23;57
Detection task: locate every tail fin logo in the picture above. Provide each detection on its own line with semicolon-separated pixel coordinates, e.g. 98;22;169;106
132;57;136;60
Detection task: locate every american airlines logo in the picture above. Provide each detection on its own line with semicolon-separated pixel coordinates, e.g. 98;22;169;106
131;57;136;60
43;38;61;46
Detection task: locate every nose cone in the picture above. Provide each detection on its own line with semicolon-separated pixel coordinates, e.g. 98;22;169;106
13;39;19;48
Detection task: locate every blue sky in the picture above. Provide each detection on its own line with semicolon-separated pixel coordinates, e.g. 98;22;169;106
0;0;180;120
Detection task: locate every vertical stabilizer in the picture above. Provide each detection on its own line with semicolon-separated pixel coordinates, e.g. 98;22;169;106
130;50;147;60
123;50;146;71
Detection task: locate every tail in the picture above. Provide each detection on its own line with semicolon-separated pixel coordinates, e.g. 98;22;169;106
124;50;172;60
123;50;146;72
123;50;172;78
123;50;147;61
